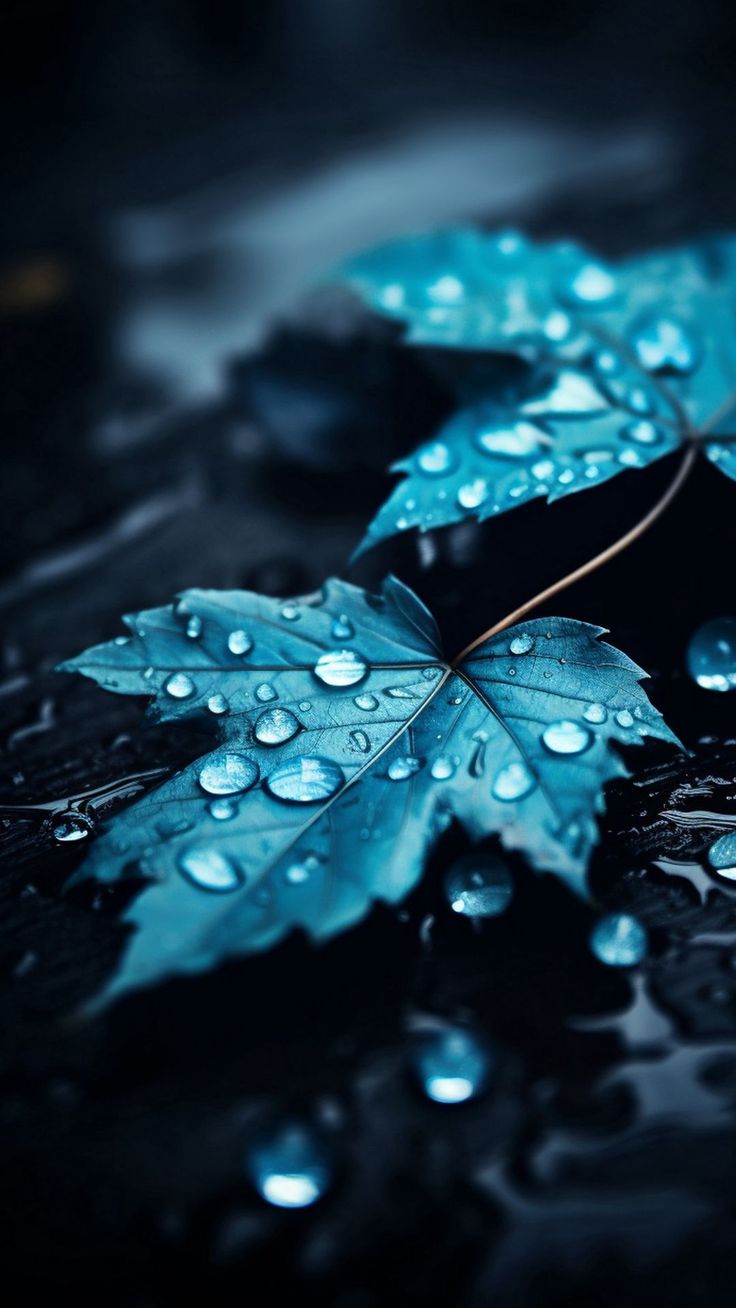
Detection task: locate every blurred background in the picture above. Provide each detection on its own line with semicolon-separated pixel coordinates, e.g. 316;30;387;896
3;4;736;1306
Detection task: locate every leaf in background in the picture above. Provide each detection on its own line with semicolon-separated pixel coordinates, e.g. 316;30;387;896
60;578;677;1005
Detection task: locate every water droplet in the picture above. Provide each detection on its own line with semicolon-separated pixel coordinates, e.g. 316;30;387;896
266;756;344;803
708;832;736;880
557;468;575;485
178;848;243;893
492;760;535;802
429;273;465;303
387;756;421;781
283;854;320;885
412;1025;493;1104
618;447;643;467
541;720;593;755
198;754;259;795
686;617;736;692
207;693;229;715
298;701;312;712
589;912;648;967
620;419;663;446
52;812;92;843
444;854;513;917
227;629;253;655
422;667;440;680
431;756;455;780
354;692;378;711
280;603;300;621
531;458;555;481
165;672;195;699
255;683;277;703
417;441;455;476
247;1122;331;1208
475;421;545;459
583;702;607;724
254;707;301;746
385;685;418;699
331;614;354;640
457;479;488;509
629;315;700;375
509;633;533;655
349;729;370;753
314;649;367;687
543;309;571;341
208;798;237;821
186;615;202;639
615;709;634;728
561;262;616;305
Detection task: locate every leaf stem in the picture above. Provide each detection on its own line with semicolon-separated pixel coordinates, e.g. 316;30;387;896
451;438;698;666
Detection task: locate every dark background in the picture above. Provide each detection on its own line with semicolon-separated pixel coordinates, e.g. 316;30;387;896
2;3;736;1305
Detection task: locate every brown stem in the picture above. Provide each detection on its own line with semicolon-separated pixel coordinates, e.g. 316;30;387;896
451;438;698;666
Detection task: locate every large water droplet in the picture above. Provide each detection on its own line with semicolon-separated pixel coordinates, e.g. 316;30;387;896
165;672;195;699
629;315;700;375
491;760;535;802
412;1025;493;1104
561;262;616;305
314;649;367;687
247;1122;331;1208
227;629;253;655
686;617;736;692
388;756;421;781
417;441;456;476
590;912;648;966
208;693;229;715
52;811;93;843
354;692;378;711
509;633;533;655
266;756;344;803
178;847;243;893
541;720;593;755
457;479;488;510
708;832;736;881
198;754;259;795
331;614;354;640
254;707;301;746
444;854;513;917
475;421;545;459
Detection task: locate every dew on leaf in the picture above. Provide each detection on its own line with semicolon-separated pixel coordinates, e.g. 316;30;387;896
457;479;488;509
178;847;243;893
227;629;253;655
266;756;345;803
492;760;535;802
331;615;354;640
412;1025;493;1103
444;853;513;917
541;720;593;755
387;756;421;781
583;702;607;724
590;912;648;966
254;707;301;746
417;441;455;476
165;672;195;699
561;262;616;305
686;617;736;691
475;421;545;459
349;730;370;753
53;812;93;843
247;1122;331;1208
207;693;229;715
354;692;378;711
185;615;202;640
615;709;634;728
207;798;238;821
431;756;455;780
509;634;533;655
629;315;700;375
280;603;300;621
620;419;663;446
314;649;367;687
255;683;277;703
198;754;259;796
283;854;321;885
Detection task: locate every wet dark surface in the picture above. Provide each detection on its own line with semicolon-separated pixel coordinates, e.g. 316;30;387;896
3;4;736;1305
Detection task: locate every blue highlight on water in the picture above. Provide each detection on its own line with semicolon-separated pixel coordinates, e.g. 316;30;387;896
589;912;648;967
247;1122;332;1208
412;1025;494;1103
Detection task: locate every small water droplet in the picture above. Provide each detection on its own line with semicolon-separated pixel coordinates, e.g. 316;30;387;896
247;1122;331;1208
492;760;535;802
509;633;533;655
354;692;378;711
280;603;300;621
331;614;354;640
615;709;634;728
444;854;513;917
412;1025;493;1104
186;615;202;640
422;667;440;680
266;756;345;803
561;262;616;305
255;683;277;703
227;629;253;655
457;478;488;509
542;720;593;755
620;419;663;446
298;701;312;712
629;315;700;375
686;617;736;692
254;707;301;746
557;468;575;485
207;693;229;715
314;649;367;687
590;912;648;967
52;812;92;843
388;756;421;781
417;441;456;476
475;421;545;459
207;798;237;821
198;754;260;795
178;848;243;893
165;672;195;699
283;854;320;885
583;702;607;724
349;729;370;753
431;756;455;780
